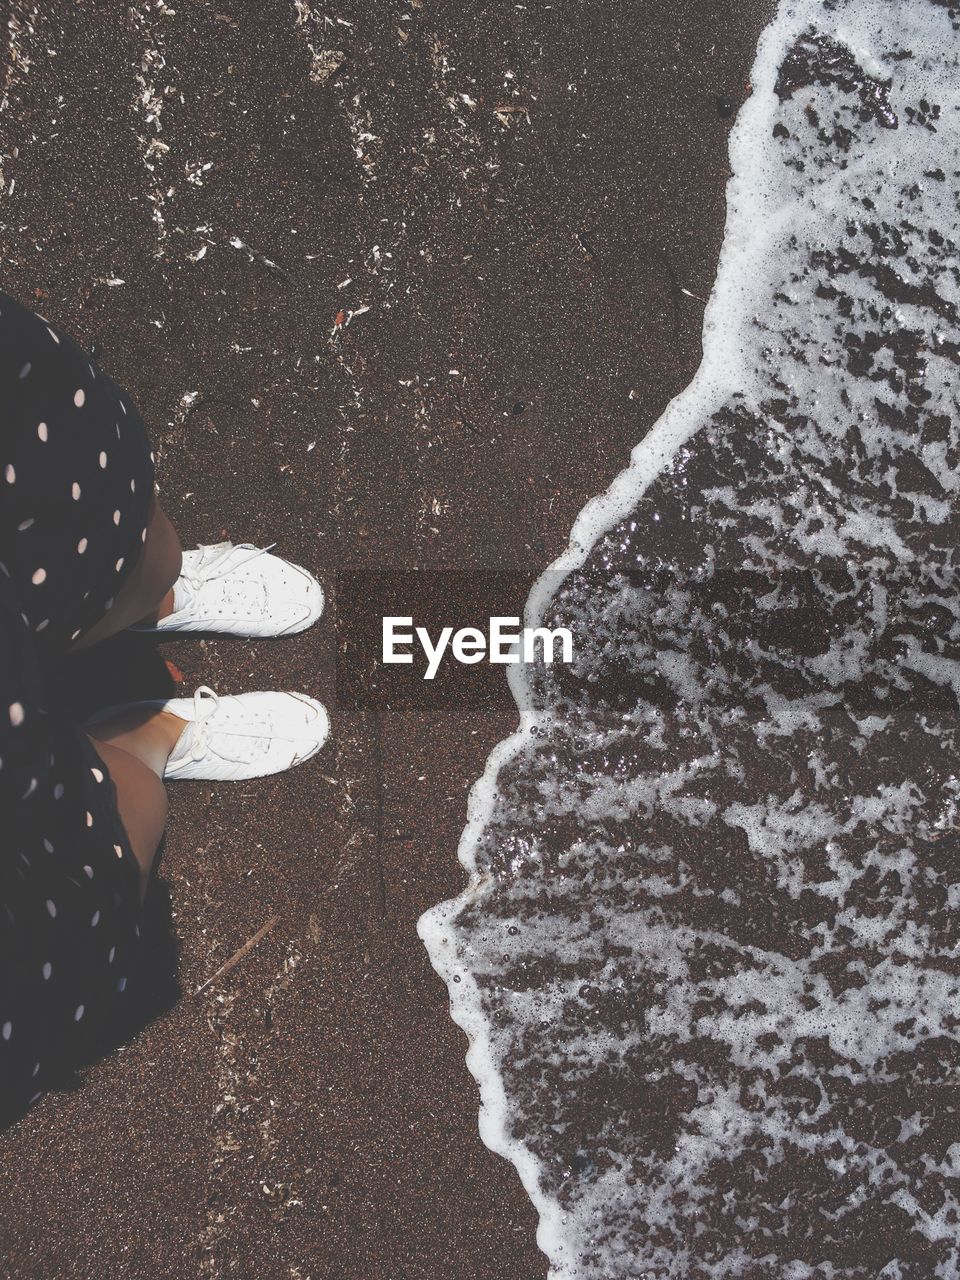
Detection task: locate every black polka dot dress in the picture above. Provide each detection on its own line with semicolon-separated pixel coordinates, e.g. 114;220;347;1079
0;289;156;1118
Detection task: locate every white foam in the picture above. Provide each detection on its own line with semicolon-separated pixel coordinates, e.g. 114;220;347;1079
420;1;960;1274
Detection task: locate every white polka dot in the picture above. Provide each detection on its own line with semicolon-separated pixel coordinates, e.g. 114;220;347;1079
17;518;34;531
91;911;100;928
91;767;104;783
113;509;121;525
18;362;30;379
22;777;36;799
46;899;56;918
113;844;123;859
77;537;88;554
115;557;124;572
99;451;107;469
141;527;148;543
88;362;96;379
47;327;60;343
31;567;46;585
70;629;81;642
4;464;15;484
83;865;93;879
37;421;48;442
71;482;81;500
108;946;116;963
73;1004;85;1021
41;962;52;980
104;596;114;610
85;810;93;828
117;978;127;993
1;1022;11;1040
73;388;85;407
8;702;24;726
130;478;136;493
121;401;128;415
42;838;53;853
35;619;48;632
53;782;64;799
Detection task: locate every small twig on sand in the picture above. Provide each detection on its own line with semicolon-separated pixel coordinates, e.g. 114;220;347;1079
194;914;280;996
492;104;531;124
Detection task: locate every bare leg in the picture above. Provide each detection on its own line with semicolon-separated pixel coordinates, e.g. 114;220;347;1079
85;710;186;900
86;738;168;900
86;709;186;778
71;494;183;651
76;494;189;894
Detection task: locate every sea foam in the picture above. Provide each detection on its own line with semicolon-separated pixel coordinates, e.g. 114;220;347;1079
418;1;960;1275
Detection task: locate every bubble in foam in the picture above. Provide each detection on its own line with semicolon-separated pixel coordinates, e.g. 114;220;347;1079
420;1;960;1276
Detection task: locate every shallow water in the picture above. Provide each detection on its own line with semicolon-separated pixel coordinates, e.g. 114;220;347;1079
419;1;960;1276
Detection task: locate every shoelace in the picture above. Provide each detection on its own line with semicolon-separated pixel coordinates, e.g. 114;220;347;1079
172;687;321;771
183;685;221;762
180;541;278;594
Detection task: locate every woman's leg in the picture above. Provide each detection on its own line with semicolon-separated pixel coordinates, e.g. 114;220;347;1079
86;739;168;900
75;495;188;894
71;494;183;651
85;708;186;900
86;708;187;777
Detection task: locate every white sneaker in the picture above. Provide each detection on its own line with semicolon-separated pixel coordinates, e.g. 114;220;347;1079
133;542;324;637
89;685;331;781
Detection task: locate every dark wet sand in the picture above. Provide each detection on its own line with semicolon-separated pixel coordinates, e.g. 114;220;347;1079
0;1;771;1275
